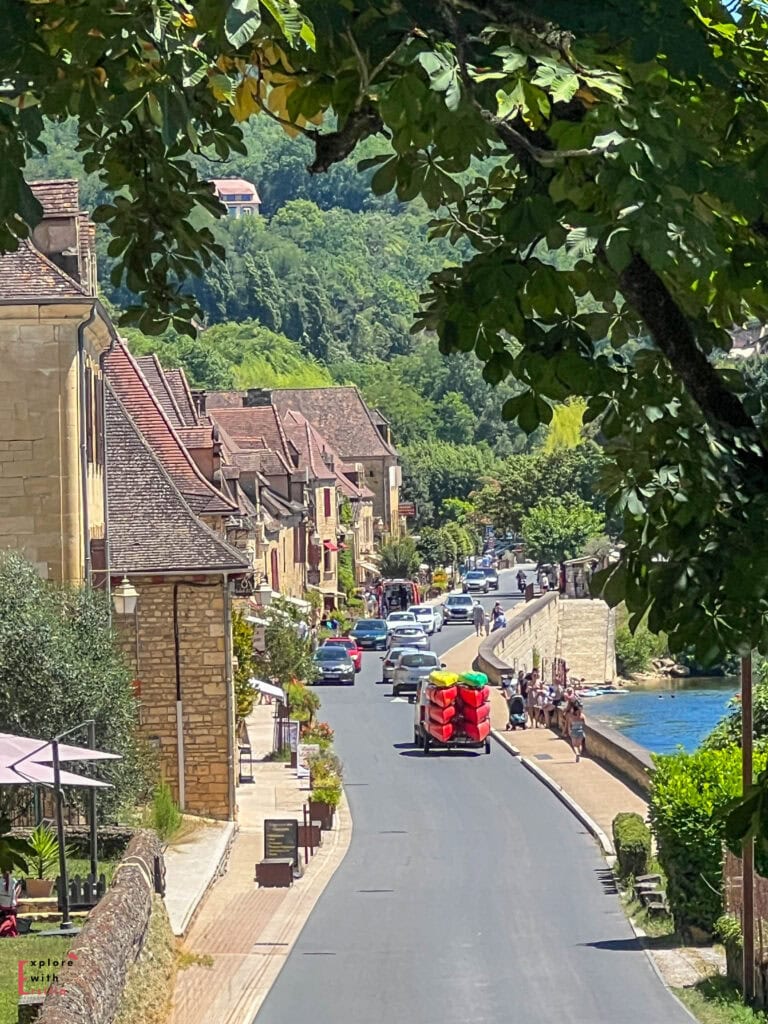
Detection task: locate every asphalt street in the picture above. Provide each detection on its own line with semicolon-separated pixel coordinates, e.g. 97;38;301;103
254;569;690;1024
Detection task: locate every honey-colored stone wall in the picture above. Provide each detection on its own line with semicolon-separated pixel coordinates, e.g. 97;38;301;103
115;575;234;820
0;305;108;582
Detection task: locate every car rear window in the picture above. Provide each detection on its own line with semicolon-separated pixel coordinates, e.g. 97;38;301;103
316;647;348;661
357;620;386;629
400;654;438;668
447;596;472;605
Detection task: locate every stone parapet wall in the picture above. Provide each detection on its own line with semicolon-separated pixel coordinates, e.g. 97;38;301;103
552;709;653;795
477;593;560;683
36;831;165;1024
558;600;616;682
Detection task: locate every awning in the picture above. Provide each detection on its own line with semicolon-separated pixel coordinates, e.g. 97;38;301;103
281;594;311;611
323;540;339;552
245;615;269;626
359;561;380;573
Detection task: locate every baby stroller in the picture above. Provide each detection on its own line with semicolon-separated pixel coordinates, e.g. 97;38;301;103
507;694;527;731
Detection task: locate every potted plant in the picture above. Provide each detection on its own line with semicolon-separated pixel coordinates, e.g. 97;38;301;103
25;824;61;898
309;779;342;831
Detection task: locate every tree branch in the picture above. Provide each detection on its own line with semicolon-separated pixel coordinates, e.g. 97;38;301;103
618;252;763;440
307;105;384;174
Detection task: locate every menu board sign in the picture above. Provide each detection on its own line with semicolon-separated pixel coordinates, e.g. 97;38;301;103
264;818;299;867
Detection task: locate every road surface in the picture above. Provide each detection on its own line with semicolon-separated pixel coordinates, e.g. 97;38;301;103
255;569;689;1024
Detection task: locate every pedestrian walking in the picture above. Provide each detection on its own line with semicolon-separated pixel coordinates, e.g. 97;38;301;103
483;607;491;636
569;701;586;762
526;677;537;728
472;601;485;637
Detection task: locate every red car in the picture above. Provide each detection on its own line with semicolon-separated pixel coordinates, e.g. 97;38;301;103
322;637;362;672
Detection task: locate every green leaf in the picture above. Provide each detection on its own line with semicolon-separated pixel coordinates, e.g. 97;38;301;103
370;158;397;196
225;0;262;48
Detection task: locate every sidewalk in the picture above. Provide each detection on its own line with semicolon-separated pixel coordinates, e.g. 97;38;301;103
168;703;351;1024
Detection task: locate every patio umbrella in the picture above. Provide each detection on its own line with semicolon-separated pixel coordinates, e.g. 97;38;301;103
0;733;120;767
0;763;110;788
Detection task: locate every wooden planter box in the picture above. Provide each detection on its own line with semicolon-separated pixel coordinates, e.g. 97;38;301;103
25;878;54;898
308;800;335;831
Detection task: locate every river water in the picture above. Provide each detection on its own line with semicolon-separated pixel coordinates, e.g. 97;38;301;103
586;676;739;754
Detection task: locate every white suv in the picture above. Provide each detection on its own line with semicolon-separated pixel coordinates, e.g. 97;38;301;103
443;594;476;623
408;604;438;635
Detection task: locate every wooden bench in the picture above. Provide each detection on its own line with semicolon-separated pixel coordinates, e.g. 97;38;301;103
255;858;293;888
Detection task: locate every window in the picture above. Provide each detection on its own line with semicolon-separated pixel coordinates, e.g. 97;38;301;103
323;487;332;519
323;547;332;573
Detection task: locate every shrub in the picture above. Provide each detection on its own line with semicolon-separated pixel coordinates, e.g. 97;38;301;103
307;749;343;784
300;721;334;750
615;621;667;675
612;812;651;879
649;746;768;935
311;779;342;808
285;681;320;724
151;781;183;841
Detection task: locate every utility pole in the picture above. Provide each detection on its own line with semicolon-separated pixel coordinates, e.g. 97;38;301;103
742;652;755;1006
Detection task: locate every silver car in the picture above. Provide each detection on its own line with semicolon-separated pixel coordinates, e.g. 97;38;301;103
408;604;438;635
392;651;445;698
388;624;429;651
380;646;418;684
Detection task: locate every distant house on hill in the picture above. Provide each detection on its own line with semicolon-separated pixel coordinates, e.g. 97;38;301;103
210;178;261;217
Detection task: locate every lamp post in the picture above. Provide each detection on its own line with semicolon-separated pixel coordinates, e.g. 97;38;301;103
113;574;141;712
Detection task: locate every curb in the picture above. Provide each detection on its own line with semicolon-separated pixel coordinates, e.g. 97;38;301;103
168;820;238;938
490;728;615;860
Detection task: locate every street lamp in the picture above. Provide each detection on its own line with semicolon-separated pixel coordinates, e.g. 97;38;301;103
112;576;138;616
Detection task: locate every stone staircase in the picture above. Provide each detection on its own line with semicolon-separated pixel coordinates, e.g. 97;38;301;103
558;599;616;682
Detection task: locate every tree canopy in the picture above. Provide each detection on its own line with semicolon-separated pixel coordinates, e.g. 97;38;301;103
5;1;768;657
520;495;605;565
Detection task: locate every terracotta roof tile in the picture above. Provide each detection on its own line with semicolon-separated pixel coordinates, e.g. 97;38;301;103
207;407;297;473
0;238;88;300
165;368;199;426
105;387;248;574
104;342;237;516
178;426;215;448
29;180;81;216
270;388;396;459
135;355;186;429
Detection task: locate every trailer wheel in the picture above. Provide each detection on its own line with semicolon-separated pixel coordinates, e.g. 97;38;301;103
485;739;491;754
423;734;431;755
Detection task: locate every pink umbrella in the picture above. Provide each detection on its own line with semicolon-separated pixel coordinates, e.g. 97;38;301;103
0;763;110;788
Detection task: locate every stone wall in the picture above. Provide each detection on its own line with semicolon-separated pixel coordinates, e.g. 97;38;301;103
558;600;616;682
550;709;653;795
35;831;165;1024
0;306;109;583
115;575;234;819
478;593;560;682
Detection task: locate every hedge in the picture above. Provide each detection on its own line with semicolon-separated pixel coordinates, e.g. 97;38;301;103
612;812;651;879
649;745;768;936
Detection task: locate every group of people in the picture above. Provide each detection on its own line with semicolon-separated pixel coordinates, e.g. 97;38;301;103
472;601;507;637
501;671;586;762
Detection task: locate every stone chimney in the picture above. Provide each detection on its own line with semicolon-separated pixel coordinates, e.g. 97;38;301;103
244;388;272;407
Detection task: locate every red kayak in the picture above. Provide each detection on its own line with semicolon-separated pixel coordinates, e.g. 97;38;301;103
427;684;457;708
461;719;491;742
460;702;490;725
426;721;454;743
457;684;490;708
428;703;457;725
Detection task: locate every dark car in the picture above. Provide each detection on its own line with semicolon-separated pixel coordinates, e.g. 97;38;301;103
483;567;499;590
312;646;355;685
350;618;388;650
322;636;363;672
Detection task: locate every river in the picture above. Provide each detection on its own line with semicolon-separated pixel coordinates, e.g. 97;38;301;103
586;676;739;754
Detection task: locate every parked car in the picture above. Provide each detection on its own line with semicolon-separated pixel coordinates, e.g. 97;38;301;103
312;646;355;685
387;624;429;651
350;618;388;650
386;611;417;633
443;594;477;623
463;569;489;594
408;604;439;635
380;646;419;685
322;636;362;672
483;567;499;590
392;651;445;698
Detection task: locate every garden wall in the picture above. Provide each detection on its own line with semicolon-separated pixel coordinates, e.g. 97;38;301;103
34;830;166;1024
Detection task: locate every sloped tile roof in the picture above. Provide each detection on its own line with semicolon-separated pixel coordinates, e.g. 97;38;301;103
270;387;396;459
281;409;373;499
29;180;81;215
178;425;215;448
135;355;186;429
105;387;248;574
207;406;297;473
210;178;261;202
104;341;237;515
165;368;199;426
0;238;88;299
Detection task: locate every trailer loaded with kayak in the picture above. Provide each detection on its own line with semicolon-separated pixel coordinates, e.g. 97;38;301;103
413;670;492;755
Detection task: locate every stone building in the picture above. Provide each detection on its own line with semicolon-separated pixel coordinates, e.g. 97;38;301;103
207;387;402;540
104;343;249;820
0;179;111;582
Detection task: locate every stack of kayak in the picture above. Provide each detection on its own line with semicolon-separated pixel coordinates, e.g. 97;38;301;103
424;670;492;744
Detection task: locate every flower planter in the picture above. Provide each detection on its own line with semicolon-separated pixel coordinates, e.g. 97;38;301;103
308;800;335;831
25;878;55;898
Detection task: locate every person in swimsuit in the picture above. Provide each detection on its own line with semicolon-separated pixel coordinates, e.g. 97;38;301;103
569;701;586;762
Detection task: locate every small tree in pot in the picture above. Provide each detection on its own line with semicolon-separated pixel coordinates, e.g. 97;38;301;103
26;824;62;898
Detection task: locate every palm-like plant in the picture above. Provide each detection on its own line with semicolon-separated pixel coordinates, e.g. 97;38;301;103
27;824;61;880
0;816;34;875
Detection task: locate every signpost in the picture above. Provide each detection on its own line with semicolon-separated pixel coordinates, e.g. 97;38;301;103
264;818;299;869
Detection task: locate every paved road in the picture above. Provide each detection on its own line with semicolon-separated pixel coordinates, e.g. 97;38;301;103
255;570;689;1024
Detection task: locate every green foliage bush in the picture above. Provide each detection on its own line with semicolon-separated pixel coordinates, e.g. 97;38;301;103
649;746;768;934
232;609;256;719
311;779;342;808
615;620;668;675
284;682;320;724
703;658;768;750
612;812;651;879
300;721;335;751
151;781;183;842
